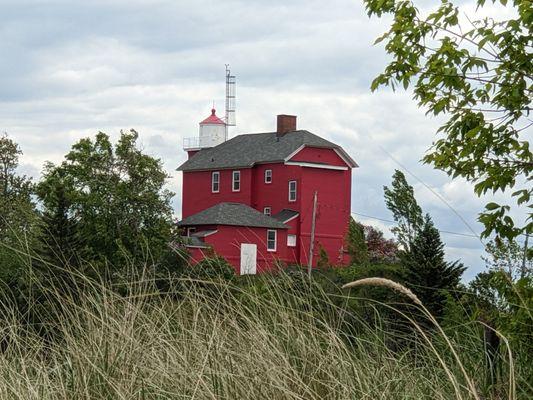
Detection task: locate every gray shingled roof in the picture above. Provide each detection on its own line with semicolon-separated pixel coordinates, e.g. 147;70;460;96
180;236;210;248
177;130;356;171
272;209;299;223
178;203;288;229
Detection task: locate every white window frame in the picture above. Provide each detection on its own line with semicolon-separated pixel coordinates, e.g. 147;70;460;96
211;171;220;193
264;169;272;184
232;170;241;192
287;234;296;247
267;229;277;252
187;227;196;237
288;180;297;202
263;207;271;216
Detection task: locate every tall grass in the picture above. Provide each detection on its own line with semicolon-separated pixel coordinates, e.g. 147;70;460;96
0;268;519;399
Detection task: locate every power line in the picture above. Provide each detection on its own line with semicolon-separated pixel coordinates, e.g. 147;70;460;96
351;210;529;243
377;145;481;241
351;211;481;239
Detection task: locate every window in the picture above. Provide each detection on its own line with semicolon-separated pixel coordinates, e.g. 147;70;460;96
232;170;241;192
264;169;272;183
267;230;277;251
212;171;220;193
287;234;296;247
263;207;271;216
288;180;297;202
187;227;196;237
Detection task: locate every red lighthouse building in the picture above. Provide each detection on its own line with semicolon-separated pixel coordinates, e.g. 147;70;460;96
177;112;357;274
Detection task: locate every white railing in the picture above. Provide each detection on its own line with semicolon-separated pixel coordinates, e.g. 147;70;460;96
183;136;224;150
183;137;201;150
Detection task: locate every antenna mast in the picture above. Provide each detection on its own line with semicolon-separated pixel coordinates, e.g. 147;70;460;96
225;64;236;141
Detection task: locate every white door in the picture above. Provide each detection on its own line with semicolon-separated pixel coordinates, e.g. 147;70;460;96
240;243;257;275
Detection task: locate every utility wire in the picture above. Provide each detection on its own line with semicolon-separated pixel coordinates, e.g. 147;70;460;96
377;145;482;241
351;211;481;239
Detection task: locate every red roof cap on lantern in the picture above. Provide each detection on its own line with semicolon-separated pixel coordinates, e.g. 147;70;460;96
200;108;225;125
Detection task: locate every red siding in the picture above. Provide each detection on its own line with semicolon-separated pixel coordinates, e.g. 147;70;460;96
298;166;351;267
189;225;290;274
251;163;302;216
181;145;353;271
289;146;348;167
182;169;253;218
284;216;300;264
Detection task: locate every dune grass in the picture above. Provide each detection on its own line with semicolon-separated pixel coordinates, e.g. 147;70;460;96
0;268;520;399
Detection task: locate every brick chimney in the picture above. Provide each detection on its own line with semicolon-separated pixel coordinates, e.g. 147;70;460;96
277;115;297;136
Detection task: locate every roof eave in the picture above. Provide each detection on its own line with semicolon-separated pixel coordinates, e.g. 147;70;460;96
333;148;359;168
178;164;255;172
284;144;358;169
178;220;287;229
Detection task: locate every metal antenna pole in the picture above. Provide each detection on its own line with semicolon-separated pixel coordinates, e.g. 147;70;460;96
308;191;318;277
225;64;229;141
224;65;236;142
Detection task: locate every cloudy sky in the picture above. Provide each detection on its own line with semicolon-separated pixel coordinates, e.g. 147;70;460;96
1;0;526;280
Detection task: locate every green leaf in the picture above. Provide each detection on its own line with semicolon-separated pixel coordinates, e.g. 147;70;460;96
486;202;500;210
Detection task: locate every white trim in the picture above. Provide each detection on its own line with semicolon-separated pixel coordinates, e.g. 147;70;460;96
283;144;358;168
288;180;297;202
192;229;218;238
267;229;277;252
232;170;241;192
187;227;196;236
281;213;299;224
333;148;358;168
283;145;305;162
263;207;271;216
284;161;348;171
264;169;272;183
287;234;297;247
211;171;220;193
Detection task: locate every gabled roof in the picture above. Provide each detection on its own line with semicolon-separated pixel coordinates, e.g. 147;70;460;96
272;209;299;223
177;203;288;229
177;130;357;172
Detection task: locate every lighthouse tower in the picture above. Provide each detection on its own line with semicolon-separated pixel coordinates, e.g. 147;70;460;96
182;66;236;151
183;107;226;150
199;108;226;148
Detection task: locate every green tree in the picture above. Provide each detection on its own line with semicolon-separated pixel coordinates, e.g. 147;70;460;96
0;133;35;237
364;0;532;242
469;269;533;391
401;214;466;320
384;170;423;251
364;224;398;263
35;173;85;273
0;134;38;283
483;237;532;280
347;217;369;264
317;245;330;270
37;130;174;272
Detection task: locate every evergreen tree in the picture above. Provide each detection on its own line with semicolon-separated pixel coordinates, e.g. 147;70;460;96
36;179;84;273
401;214;465;321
